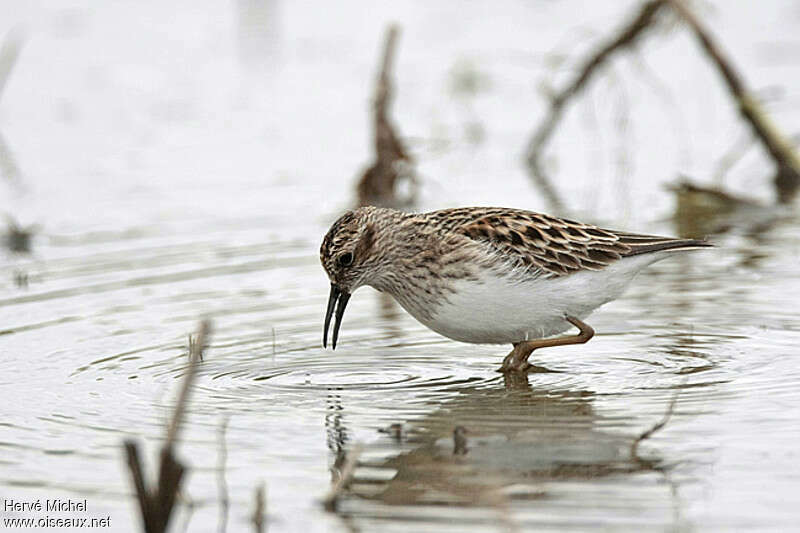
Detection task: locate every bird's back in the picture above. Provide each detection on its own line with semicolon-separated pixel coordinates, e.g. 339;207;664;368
416;207;710;278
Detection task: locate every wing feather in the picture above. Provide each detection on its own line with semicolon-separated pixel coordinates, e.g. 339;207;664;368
439;208;709;277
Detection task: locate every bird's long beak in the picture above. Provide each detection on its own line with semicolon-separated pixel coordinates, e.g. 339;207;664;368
323;284;351;350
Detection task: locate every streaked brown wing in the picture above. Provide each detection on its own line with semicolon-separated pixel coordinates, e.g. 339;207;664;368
453;208;707;277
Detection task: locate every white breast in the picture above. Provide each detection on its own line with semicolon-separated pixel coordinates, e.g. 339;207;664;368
402;254;662;344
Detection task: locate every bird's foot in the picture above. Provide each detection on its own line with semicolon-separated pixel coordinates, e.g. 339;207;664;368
497;341;562;373
496;361;559;373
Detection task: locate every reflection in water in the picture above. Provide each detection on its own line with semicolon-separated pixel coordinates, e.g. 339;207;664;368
326;393;350;480
334;376;681;529
2;2;800;532
669;180;785;239
654;331;720;376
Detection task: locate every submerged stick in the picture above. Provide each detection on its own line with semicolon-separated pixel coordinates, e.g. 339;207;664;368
524;0;666;212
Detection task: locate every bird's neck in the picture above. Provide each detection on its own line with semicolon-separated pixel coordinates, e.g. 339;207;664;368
365;215;449;320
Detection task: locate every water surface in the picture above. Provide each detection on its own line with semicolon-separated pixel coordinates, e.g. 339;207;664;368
1;1;800;531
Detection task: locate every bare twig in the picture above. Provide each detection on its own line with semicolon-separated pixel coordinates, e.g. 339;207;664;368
322;444;363;512
124;319;212;533
667;0;800;202
124;441;186;533
524;0;666;212
124;442;155;531
356;24;416;208
154;448;186;531
217;417;229;533
526;1;799;208
166;319;210;449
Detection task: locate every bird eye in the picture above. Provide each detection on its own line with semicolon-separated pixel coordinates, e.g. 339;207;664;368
337;252;354;267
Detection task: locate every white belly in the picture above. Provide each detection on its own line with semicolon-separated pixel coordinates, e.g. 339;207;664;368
407;255;659;344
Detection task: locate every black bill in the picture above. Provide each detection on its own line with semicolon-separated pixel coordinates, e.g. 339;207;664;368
323;283;351;350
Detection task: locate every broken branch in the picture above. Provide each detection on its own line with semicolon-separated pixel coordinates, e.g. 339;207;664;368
524;0;666;212
356;24;416;208
666;0;800;202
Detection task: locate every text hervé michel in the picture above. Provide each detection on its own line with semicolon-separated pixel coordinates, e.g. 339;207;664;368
4;498;88;513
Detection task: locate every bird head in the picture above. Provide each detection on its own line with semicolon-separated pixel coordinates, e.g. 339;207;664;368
319;207;390;349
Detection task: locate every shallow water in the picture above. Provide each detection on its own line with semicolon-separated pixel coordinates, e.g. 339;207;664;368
2;1;800;532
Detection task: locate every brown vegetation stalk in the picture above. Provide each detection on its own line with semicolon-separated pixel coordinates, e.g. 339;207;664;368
166;319;210;449
356;25;416;208
124;319;211;533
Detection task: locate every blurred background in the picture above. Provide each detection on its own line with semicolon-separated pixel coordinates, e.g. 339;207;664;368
1;1;799;532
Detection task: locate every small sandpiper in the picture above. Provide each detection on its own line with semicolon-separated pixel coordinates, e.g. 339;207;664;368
320;206;711;372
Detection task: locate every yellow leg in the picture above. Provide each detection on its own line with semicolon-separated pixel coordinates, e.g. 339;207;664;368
497;316;595;373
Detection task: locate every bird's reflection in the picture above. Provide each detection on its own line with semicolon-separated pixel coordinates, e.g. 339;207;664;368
325;393;349;481
329;376;676;507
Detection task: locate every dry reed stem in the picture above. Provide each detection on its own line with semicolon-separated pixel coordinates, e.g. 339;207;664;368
166;319;210;449
124;319;211;533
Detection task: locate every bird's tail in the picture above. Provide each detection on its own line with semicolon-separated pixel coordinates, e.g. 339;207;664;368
616;232;713;257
